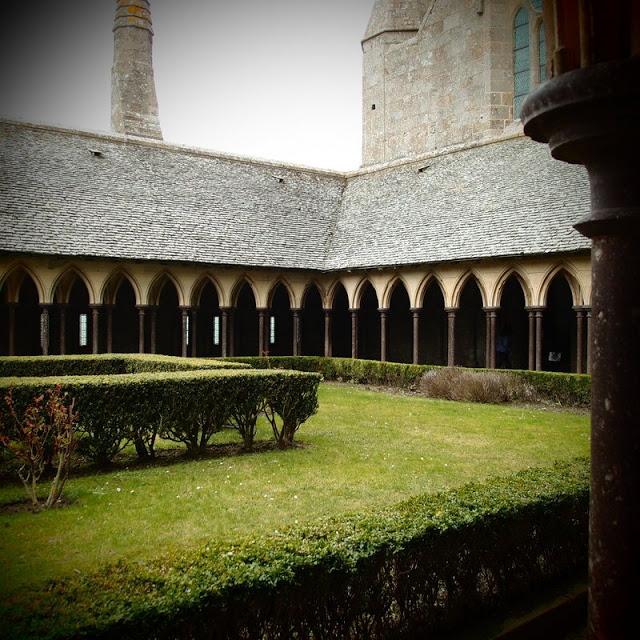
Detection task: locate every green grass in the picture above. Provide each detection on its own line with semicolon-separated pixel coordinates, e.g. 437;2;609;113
0;383;589;597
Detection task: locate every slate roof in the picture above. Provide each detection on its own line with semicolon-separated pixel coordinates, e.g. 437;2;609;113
0;120;591;272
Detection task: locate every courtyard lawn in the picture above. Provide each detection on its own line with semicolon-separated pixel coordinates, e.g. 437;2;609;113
0;383;589;596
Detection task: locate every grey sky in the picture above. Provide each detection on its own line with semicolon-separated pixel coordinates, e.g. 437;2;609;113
0;1;375;171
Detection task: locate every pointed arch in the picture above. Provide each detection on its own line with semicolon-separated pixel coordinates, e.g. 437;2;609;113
381;274;411;309
492;267;533;308
147;270;185;307
233;278;259;356
326;278;349;309
0;262;45;304
451;271;488;309
50;265;96;305
539;264;582;307
416;272;446;309
357;280;381;360
266;277;295;309
456;274;486;368
230;275;260;308
495;271;530;370
301;279;326;308
353;277;380;310
301;281;324;356
190;273;223;308
387;278;412;363
101;268;142;306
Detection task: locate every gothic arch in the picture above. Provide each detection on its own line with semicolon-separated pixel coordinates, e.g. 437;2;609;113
190;274;223;308
301;280;326;308
326;278;349;309
381;275;411;309
492;267;533;308
266;277;295;309
451;271;488;309
0;262;45;304
353;277;380;309
50;265;96;305
147;270;185;307
100;268;142;306
416;272;446;309
539;264;583;307
230;275;260;308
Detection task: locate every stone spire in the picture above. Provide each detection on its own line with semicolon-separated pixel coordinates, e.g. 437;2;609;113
111;0;162;140
362;0;425;43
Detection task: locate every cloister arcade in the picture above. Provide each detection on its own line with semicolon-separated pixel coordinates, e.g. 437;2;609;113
0;254;592;373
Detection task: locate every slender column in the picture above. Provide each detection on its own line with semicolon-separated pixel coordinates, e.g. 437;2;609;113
586;308;592;374
324;309;332;357
90;305;100;354
490;310;497;369
191;309;198;357
180;307;189;358
411;308;420;365
258;309;267;356
292;309;301;356
7;302;16;356
575;306;586;374
137;306;146;354
58;303;67;356
350;309;358;359
379;309;388;362
535;309;544;371
106;305;113;354
221;308;230;358
40;305;50;356
527;308;536;371
228;309;235;357
149;306;157;354
446;308;456;367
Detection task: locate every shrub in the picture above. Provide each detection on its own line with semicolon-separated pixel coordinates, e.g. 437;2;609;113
0;458;589;640
0;370;321;465
0;385;78;508
419;367;538;404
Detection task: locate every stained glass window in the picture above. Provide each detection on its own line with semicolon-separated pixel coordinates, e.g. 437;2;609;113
513;8;530;117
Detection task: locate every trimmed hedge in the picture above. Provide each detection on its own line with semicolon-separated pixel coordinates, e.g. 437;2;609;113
0;369;320;463
0;354;248;378
1;458;589;640
223;356;591;407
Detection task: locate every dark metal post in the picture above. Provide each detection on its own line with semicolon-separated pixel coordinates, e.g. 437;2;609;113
324;309;332;357
446;308;456;366
379;309;388;362
411;308;420;364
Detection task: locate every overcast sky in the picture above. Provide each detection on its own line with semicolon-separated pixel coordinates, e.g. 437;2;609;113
0;0;375;171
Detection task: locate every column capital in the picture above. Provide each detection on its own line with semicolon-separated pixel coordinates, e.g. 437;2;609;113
526;306;545;313
378;307;389;314
410;307;422;314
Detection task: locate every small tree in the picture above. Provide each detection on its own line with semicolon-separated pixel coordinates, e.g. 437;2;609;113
0;386;78;509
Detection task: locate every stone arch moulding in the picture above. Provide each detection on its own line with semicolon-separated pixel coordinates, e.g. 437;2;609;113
100;268;143;307
301;280;326;308
266;277;296;309
189;273;224;309
50;265;97;306
0;262;46;304
381;274;412;309
146;270;186;307
415;272;447;309
230;275;261;308
451;270;489;309
538;264;583;307
326;278;350;309
352;277;381;310
491;267;534;308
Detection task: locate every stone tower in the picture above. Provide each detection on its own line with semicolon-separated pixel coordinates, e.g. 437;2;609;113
362;1;427;166
111;0;163;140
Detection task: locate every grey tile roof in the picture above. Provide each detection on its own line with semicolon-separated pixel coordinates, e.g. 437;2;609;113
0;122;345;270
327;136;591;270
0;121;591;272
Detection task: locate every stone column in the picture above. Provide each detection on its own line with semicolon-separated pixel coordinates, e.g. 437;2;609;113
149;306;157;354
58;303;67;356
137;306;146;354
292;309;301;356
90;305;100;354
484;308;498;369
350;309;358;359
228;309;235;357
106;305;113;354
446;308;456;367
527;308;536;371
324;309;332;357
40;305;50;356
586;308;592;374
575;306;586;374
7;302;16;356
535;309;544;371
221;308;230;358
379;309;388;362
522;57;640;638
411;308;420;365
258;309;267;356
191;309;198;357
180;307;190;358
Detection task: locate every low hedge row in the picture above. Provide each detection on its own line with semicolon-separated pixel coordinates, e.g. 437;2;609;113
223;356;591;407
0;369;320;464
0;354;248;378
1;458;589;640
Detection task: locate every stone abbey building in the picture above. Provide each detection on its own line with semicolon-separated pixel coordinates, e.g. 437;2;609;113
0;0;591;373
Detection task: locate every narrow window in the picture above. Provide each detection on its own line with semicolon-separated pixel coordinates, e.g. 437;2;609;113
269;316;276;345
185;315;190;346
213;316;220;346
79;313;88;347
538;22;547;82
513;8;530;118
